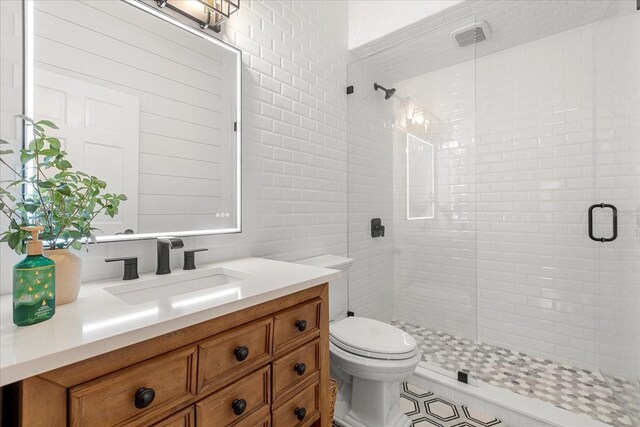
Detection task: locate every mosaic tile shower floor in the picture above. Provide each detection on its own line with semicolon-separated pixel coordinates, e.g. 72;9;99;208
392;320;640;427
333;382;506;427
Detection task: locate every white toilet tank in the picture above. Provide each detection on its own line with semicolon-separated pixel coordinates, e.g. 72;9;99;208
295;255;354;322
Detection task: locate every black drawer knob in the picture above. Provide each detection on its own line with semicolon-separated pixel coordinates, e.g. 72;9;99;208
295;319;307;332
234;345;249;362
294;363;306;376
294;407;306;421
134;387;155;409
232;399;247;416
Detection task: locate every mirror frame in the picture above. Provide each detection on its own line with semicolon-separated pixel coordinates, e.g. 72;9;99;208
23;0;242;243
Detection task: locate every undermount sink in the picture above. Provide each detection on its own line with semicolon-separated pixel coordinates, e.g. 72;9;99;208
105;268;251;305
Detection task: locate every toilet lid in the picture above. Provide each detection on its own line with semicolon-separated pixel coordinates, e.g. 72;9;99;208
330;317;418;360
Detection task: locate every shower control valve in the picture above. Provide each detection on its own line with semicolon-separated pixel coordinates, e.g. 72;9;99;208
371;218;385;238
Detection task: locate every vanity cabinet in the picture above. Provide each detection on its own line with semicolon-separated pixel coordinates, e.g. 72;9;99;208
17;284;330;427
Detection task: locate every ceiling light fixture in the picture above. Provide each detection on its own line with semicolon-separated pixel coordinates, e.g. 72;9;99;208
156;0;240;33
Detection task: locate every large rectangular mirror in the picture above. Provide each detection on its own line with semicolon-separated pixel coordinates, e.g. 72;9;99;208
25;0;241;242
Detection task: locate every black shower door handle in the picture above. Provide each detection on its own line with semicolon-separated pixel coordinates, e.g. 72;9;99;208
588;203;617;242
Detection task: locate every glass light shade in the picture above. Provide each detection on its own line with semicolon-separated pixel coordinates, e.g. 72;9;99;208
157;0;240;31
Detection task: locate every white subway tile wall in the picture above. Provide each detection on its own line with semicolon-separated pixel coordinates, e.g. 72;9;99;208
0;0;350;293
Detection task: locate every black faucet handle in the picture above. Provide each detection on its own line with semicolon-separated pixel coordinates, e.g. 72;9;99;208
105;256;139;280
184;248;208;270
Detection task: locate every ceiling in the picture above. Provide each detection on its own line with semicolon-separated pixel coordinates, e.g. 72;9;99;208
348;0;463;50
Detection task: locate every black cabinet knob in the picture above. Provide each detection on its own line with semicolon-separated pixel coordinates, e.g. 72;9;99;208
234;346;249;362
294;407;306;421
294;363;306;376
295;319;307;332
134;387;155;409
232;399;247;416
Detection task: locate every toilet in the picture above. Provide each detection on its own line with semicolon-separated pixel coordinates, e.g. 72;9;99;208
296;255;421;427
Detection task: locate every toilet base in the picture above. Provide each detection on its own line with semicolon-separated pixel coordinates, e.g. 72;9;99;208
333;376;411;427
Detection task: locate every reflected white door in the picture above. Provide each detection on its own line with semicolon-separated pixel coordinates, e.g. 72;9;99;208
34;68;139;236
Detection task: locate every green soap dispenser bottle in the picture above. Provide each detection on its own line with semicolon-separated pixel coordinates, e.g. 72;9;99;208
13;226;56;326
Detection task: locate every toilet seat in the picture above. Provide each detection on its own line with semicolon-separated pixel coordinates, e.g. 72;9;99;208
330;317;418;361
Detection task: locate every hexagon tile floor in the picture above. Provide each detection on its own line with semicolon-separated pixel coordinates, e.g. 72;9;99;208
333;382;505;427
392;320;640;427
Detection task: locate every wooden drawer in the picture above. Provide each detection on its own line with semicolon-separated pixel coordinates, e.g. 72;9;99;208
152;405;195;427
198;317;272;394
272;339;320;401
272;381;319;427
234;405;270;427
69;346;197;427
273;299;320;355
196;365;270;427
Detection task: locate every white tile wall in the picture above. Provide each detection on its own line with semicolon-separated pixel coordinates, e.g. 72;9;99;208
0;0;350;294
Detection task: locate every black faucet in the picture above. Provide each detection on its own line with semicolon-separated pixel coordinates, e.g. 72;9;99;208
156;237;184;275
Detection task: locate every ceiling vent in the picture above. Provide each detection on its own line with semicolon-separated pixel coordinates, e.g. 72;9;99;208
451;21;491;47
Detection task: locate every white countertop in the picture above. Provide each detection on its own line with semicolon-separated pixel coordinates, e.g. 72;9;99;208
0;257;339;386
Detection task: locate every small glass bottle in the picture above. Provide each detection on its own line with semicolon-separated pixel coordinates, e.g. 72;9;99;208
13;226;56;326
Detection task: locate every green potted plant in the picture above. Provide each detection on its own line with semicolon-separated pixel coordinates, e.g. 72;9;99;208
0;116;127;305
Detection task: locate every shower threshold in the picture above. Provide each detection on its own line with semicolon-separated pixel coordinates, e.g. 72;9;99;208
392;320;639;427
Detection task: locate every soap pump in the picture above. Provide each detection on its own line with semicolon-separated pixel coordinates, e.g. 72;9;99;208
13;226;56;326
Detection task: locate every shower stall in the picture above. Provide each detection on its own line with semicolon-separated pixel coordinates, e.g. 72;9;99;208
346;1;639;425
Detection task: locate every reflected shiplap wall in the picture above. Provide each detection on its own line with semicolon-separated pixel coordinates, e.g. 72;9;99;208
34;0;237;234
0;0;350;294
0;1;23;299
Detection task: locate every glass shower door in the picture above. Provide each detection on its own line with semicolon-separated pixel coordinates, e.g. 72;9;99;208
594;2;640;424
391;15;479;382
346;13;480;384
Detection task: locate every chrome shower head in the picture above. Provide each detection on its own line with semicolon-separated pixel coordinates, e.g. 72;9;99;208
374;83;396;100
